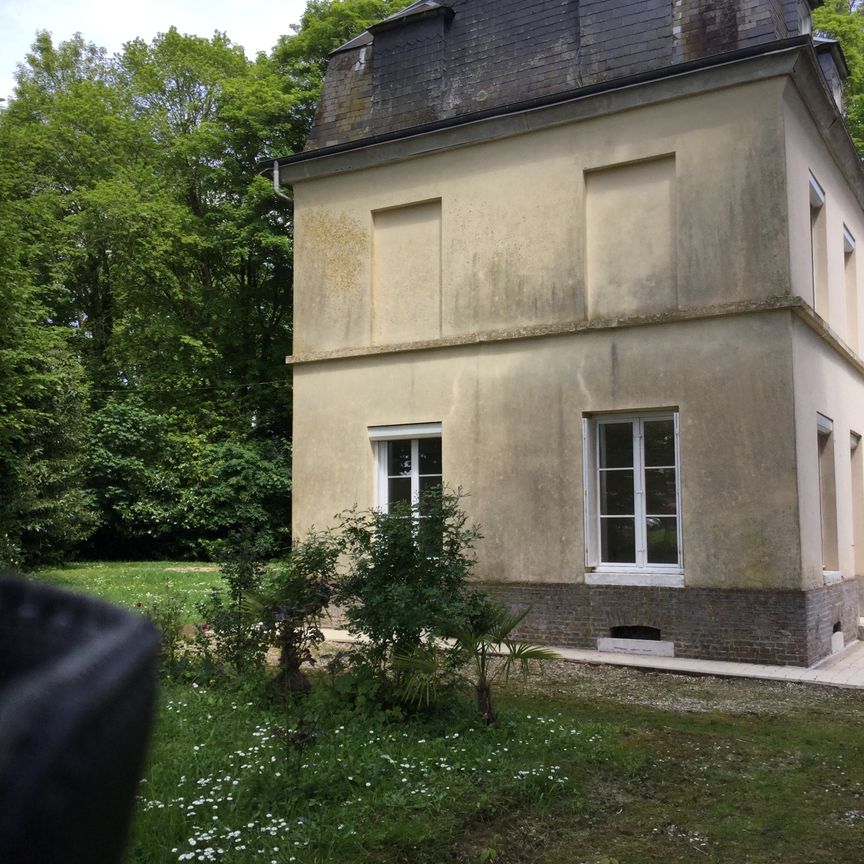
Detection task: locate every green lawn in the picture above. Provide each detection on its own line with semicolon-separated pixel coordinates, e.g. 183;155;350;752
127;676;864;864
36;560;222;622
29;563;864;863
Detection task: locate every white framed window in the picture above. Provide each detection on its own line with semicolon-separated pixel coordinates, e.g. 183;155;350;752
369;423;442;512
817;413;840;578
810;173;829;316
583;412;683;585
844;225;858;353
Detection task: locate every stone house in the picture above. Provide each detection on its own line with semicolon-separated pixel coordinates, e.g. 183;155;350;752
270;0;864;666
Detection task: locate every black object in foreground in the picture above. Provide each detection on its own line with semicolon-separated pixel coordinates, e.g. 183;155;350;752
0;577;160;864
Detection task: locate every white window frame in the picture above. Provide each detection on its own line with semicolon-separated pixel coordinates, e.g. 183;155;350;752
816;413;841;581
369;422;441;512
582;411;684;587
810;173;825;208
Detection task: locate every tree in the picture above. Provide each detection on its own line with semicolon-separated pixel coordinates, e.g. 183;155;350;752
0;0;405;563
4;30;296;558
85;398;291;558
0;119;95;566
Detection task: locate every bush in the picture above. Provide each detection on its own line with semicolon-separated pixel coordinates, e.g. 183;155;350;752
333;489;483;682
194;530;271;678
256;531;338;693
83;398;291;560
138;581;189;677
396;597;559;724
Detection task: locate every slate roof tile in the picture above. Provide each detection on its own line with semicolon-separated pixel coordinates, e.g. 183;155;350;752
306;0;810;150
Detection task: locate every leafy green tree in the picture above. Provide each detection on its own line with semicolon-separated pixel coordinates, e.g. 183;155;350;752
187;439;292;556
115;29;297;438
0;123;96;566
84;398;184;555
0;1;406;563
5;33;157;388
3;29;296;557
85;398;291;558
814;1;864;150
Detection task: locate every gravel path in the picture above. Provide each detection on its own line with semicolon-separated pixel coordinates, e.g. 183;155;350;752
515;657;864;716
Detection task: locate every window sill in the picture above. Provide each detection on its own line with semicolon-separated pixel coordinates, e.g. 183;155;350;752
584;571;685;588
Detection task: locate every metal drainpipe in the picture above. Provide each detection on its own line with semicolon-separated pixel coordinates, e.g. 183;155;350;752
272;160;292;204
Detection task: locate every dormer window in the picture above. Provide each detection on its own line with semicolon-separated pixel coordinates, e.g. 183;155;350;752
799;1;812;35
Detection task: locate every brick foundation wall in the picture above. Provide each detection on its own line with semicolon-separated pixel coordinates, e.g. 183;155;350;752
482;580;860;667
805;580;859;665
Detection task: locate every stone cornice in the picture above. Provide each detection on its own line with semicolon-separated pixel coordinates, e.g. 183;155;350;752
287;295;812;366
791;301;864;377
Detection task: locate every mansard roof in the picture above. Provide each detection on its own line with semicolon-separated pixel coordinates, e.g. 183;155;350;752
305;0;823;151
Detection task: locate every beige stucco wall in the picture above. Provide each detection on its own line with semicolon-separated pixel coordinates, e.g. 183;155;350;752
783;79;864;590
293;78;791;354
784;81;864;349
792;319;864;589
293;312;802;590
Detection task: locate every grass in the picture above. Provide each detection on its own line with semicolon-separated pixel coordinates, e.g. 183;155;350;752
29;562;864;863
128;678;864;864
131;681;616;864
36;560;221;622
502;694;864;864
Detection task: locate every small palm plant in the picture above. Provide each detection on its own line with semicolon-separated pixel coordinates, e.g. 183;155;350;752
395;597;559;724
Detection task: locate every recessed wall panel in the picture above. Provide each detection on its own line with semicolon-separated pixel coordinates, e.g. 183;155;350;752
372;200;442;344
585;157;677;319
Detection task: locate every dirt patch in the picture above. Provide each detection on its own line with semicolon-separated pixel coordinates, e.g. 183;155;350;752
165;566;219;573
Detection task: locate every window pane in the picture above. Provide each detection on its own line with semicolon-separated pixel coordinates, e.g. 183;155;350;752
419;475;442;498
600;517;636;563
644;419;675;466
418;476;443;518
388;477;412;509
646;517;678;564
599;422;633;468
418;437;442;475
645;468;677;515
599;470;634;515
387;440;411;476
